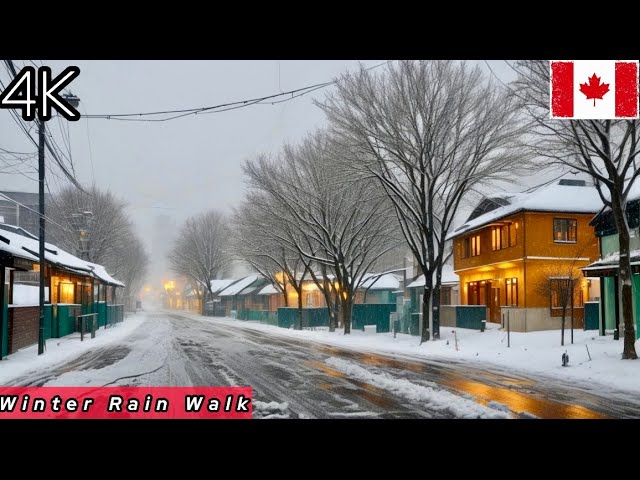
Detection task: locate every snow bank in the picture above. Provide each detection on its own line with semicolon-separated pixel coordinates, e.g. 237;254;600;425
325;357;510;419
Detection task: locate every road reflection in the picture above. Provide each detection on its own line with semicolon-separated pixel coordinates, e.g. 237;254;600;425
314;346;609;419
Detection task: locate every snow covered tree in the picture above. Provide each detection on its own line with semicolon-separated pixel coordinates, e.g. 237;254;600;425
512;60;638;359
47;185;149;311
168;210;231;315
243;130;400;334
318;60;529;342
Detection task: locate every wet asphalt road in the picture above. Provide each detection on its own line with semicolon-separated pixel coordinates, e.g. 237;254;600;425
6;310;640;419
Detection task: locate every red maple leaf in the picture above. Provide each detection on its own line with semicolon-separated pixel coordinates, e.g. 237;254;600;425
579;73;610;107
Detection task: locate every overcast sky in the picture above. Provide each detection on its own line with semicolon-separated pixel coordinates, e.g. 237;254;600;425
0;60;520;282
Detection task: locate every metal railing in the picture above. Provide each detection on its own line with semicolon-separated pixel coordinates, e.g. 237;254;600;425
76;313;98;341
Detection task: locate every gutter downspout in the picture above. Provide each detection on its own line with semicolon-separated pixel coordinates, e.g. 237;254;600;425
523;213;528;332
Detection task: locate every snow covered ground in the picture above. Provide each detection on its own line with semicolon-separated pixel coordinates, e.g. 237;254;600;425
1;309;638;401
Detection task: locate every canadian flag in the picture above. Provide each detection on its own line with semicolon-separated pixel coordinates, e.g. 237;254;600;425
550;60;639;119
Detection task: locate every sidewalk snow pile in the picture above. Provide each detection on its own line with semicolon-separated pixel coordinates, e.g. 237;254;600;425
191;313;640;394
0;313;146;385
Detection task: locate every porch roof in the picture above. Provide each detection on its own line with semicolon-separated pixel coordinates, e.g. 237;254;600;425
407;264;459;288
582;248;640;277
0;225;124;287
218;274;260;296
258;284;278;295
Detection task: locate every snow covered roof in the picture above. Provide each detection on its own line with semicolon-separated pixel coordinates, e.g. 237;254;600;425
0;223;38;240
258;284;278;295
218;274;260;296
407;264;459;288
210;279;237;295
584;249;640;270
448;180;604;239
0;226;124;287
360;273;401;290
86;262;125;287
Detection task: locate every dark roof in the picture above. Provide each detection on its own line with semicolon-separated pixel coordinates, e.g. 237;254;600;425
466;196;512;222
0;191;51;205
0;224;38;240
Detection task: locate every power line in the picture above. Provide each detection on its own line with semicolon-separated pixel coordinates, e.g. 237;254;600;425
83;61;391;122
0;72;84;192
0;192;75;233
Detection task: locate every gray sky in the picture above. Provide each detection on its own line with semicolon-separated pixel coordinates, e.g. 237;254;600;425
0;60;519;282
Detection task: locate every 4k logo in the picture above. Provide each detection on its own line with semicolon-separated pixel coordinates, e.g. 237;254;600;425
0;66;81;121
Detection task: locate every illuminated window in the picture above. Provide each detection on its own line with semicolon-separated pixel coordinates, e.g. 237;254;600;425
492;224;517;251
554;218;577;242
306;292;314;307
505;278;518;306
470;235;481;256
491;227;502;251
467;281;487;305
58;281;75;304
550;278;583;311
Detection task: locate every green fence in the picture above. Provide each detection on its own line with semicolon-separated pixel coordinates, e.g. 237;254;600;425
394;302;419;336
237;309;278;326
455;305;486;330
107;304;124;326
277;307;329;329
96;302;107;327
352;303;396;333
56;304;81;338
1;285;7;357
584;301;599;331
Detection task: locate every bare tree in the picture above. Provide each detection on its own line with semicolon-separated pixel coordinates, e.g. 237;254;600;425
318;60;529;342
168;210;231;315
536;266;583;346
47;185;149;310
243;130;400;334
116;236;149;310
233;196;310;312
511;60;638;359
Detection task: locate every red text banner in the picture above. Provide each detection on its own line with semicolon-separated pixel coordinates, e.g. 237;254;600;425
0;386;253;419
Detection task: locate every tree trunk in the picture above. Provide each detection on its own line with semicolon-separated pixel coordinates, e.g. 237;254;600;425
561;307;566;347
432;279;441;340
342;297;352;335
282;283;289;307
296;286;303;330
421;275;433;343
613;197;638;359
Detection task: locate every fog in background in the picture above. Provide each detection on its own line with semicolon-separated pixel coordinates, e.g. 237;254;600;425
0;60;564;289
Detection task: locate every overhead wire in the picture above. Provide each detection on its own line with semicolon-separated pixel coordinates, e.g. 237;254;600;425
83;61;391;122
0;65;84;191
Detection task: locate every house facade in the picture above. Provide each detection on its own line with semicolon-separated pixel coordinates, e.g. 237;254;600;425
1;224;124;357
450;179;602;332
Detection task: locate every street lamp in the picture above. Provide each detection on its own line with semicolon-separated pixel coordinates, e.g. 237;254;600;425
38;93;80;355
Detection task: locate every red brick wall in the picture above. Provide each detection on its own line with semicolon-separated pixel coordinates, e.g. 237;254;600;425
7;306;39;354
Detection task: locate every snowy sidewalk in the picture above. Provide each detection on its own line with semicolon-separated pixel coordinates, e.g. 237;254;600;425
0;313;147;385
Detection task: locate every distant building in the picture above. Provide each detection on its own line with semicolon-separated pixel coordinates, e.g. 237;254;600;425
0;191;51;236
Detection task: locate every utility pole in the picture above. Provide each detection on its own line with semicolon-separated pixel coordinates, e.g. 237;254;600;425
38;119;46;355
37;93;81;356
